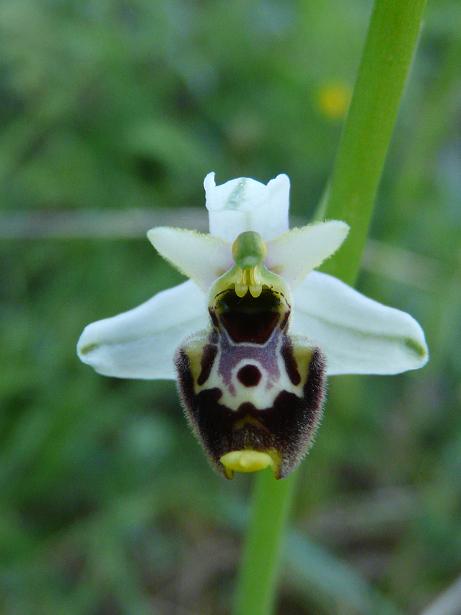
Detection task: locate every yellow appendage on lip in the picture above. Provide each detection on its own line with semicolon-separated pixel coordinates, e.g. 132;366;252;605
220;450;275;477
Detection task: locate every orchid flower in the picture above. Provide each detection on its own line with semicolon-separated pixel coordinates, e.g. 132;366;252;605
77;173;428;479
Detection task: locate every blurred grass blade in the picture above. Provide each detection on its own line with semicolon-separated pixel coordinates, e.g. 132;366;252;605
284;531;402;615
420;575;461;615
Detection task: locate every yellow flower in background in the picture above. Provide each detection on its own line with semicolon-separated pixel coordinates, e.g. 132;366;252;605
317;81;352;120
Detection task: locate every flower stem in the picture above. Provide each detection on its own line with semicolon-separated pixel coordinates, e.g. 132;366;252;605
233;1;427;613
322;0;427;286
233;470;296;615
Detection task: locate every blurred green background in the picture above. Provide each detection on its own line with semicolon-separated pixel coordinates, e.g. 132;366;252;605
1;1;460;614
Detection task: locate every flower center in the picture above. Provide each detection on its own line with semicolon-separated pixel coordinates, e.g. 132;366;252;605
232;231;267;298
208;231;292;345
210;231;290;298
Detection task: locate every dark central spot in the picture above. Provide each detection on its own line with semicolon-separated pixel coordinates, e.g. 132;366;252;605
237;364;261;387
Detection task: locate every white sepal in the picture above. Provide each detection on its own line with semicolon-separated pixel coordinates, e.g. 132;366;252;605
266;221;349;287
147;227;231;291
204;172;290;242
77;280;207;379
291;271;429;375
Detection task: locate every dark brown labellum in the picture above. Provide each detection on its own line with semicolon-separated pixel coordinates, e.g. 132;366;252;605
175;287;326;479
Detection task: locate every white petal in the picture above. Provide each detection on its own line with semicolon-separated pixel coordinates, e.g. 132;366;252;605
292;271;428;375
77;281;208;379
147;227;232;291
266;221;349;287
204;172;290;242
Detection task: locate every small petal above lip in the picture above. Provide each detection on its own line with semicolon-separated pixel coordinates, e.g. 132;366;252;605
266;220;349;287
77;280;207;379
205;172;290;242
147;227;232;291
291;271;429;376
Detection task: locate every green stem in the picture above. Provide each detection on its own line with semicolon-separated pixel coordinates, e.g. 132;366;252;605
322;0;427;286
233;470;296;615
233;1;427;614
